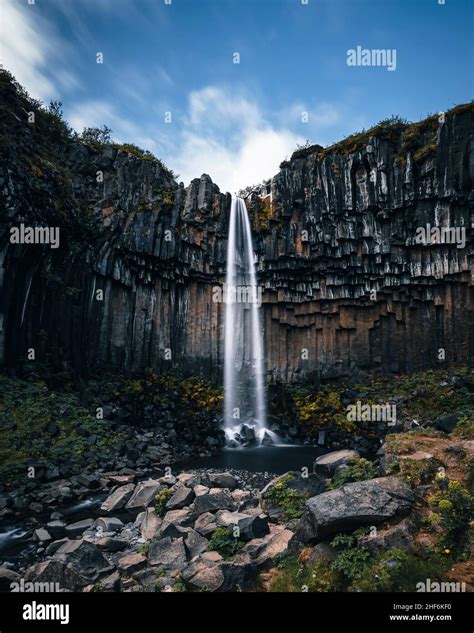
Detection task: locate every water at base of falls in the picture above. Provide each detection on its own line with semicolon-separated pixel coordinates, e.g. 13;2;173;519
223;196;278;448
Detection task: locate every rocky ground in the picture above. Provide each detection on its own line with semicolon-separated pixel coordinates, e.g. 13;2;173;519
0;419;472;593
0;366;472;592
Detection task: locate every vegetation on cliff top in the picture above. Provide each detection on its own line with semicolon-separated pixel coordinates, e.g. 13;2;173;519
282;101;474;167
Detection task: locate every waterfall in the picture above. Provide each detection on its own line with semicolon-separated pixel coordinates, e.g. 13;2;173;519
223;197;275;447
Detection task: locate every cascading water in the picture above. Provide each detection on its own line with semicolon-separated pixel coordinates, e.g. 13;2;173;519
224;197;277;448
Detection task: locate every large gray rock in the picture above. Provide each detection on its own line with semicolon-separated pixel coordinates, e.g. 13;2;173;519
24;560;86;591
313;450;359;476
148;536;187;570
183;529;209;558
216;511;269;541
244;527;294;571
193;512;217;536
165;486;195;510
193;488;235;514
140;508;162;540
208;473;239;490
65;518;94;537
125;480;162;511
54;539;113;583
95;517;124;533
159;509;196;538
181;556;225;592
101;484;135;513
296;477;414;542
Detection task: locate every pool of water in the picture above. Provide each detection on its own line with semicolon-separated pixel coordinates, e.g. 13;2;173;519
177;444;326;474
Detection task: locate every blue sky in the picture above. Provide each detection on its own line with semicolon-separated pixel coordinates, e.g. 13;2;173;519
1;0;473;192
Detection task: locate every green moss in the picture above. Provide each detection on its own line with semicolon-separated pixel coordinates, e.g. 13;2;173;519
329;458;379;489
207;527;245;560
266;474;308;520
0;373;127;485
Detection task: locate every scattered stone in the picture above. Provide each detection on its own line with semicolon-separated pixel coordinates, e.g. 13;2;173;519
140;508;162;540
193;488;235;514
33;528;52;543
148;536;187;570
101;484;135;513
216;511;269;541
208;473;239;490
194;512;218;536
65;518;94;537
313;450;359;476
118;553;146;575
95;537;129;552
125;480;162;511
183;529;209;558
95;517;124;533
166;486;195;510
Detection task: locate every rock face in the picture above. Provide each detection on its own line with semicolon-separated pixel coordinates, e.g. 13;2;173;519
295;476;414;542
1;73;472;381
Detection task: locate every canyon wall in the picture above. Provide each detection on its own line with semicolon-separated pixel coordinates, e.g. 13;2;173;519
1;75;472;382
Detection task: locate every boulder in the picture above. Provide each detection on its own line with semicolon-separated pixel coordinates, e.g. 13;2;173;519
0;567;21;591
313;450;359;476
100;484;135;513
244;528;294;570
165;486;195;510
46;520;67;539
183;529;209;558
95;517;124;533
193;512;217;536
159;509;196;538
54;539;113;584
117;553;146;575
181;556;225;592
148;536;187;570
24;559;86;591
32;528;52;543
208;473;239;490
216;511;269;541
125;480;162;511
95;537;129;552
193;489;235;514
140;508;162;540
295;477;414;543
65;518;94;537
433;412;464;433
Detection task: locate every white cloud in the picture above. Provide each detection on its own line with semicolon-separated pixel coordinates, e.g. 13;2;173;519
0;0;79;101
170;86;304;193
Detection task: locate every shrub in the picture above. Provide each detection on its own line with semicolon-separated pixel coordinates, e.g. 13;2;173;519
265;474;308;520
154;487;174;517
329;532;372;586
453;416;474;440
207;528;244;560
329;458;379;489
428;479;474;555
396;457;439;488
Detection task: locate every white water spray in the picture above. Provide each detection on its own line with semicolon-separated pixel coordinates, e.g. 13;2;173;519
224;197;275;447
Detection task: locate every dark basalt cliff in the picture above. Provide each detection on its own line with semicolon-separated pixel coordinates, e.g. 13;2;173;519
1;74;473;382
